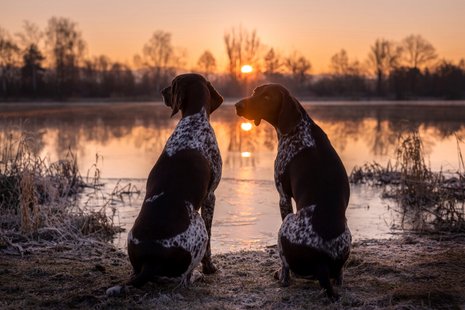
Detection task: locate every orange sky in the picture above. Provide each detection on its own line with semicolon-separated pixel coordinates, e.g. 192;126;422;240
2;0;465;73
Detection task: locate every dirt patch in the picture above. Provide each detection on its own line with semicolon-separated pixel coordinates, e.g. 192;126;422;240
1;235;464;309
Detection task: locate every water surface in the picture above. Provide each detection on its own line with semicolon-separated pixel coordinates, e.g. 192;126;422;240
2;101;464;252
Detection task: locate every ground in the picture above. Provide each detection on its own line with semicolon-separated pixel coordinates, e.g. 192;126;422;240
1;235;464;310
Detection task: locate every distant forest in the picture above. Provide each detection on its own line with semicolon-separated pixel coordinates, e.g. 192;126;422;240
1;17;465;101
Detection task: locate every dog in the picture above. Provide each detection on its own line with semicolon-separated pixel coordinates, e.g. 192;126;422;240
107;74;223;296
235;84;351;299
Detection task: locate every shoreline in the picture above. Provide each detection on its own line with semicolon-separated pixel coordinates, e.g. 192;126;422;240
1;234;464;309
2;98;465;107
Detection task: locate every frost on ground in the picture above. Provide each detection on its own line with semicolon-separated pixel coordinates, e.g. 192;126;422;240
1;234;464;309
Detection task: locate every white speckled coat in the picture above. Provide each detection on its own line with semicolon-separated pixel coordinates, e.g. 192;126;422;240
165;108;222;191
275;115;351;262
128;107;221;285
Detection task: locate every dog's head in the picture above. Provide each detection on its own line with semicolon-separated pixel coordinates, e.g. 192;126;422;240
161;73;223;117
235;84;302;134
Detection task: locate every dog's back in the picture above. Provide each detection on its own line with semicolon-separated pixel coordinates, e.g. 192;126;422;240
286;116;350;239
278;114;351;298
106;74;223;296
128;110;218;286
234;83;351;299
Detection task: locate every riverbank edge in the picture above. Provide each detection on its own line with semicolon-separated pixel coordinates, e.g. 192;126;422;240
1;233;464;309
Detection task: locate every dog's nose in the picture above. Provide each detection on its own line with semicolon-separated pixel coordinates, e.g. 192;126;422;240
235;100;246;116
161;86;168;96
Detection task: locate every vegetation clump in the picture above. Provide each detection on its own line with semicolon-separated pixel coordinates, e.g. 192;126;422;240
0;127;122;255
350;132;465;233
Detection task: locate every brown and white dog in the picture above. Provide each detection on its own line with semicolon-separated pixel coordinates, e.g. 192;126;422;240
107;73;223;296
235;84;351;299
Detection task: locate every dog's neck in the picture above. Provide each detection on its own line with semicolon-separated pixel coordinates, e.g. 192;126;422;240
275;114;309;138
275;99;306;136
181;86;210;118
181;106;207;119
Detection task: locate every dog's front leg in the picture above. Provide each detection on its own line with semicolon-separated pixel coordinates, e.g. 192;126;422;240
279;194;293;221
201;191;217;274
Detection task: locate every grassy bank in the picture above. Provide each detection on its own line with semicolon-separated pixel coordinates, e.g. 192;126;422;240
1;235;464;309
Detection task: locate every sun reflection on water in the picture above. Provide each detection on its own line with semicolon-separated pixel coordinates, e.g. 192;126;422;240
4;103;465;252
240;122;253;131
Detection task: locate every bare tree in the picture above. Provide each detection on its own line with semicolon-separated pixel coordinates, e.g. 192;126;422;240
139;30;175;91
331;49;365;76
15;21;43;49
21;44;44;95
16;21;44;95
45;17;86;97
285;51;311;85
368;39;401;95
401;34;437;69
459;59;465;70
197;50;216;78
224;26;262;80
330;49;349;75
264;48;282;76
0;27;21;96
143;31;173;68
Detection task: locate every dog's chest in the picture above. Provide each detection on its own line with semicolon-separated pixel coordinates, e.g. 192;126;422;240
274;119;315;193
165;110;222;186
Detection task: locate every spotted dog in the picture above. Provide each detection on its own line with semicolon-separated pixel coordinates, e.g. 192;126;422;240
107;74;223;296
235;84;351;299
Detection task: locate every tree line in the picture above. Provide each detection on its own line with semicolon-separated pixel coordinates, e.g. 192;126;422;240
1;17;464;100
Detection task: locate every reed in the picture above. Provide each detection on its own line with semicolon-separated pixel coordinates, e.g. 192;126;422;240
350;132;465;233
0;126;124;254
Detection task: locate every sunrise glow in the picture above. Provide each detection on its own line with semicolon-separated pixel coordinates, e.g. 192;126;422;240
1;1;464;73
241;151;252;158
240;65;253;74
240;122;253;131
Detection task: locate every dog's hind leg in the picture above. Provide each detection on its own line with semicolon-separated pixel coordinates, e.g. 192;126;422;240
275;263;290;287
335;268;344;286
315;261;338;300
201;192;217;274
279;193;293;221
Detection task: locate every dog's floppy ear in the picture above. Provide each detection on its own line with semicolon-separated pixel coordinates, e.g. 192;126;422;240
168;81;185;117
161;86;172;107
277;89;302;135
207;81;223;114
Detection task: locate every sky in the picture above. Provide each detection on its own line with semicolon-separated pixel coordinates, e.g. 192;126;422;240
1;0;465;73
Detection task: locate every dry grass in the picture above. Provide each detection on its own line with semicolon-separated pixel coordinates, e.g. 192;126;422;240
0;125;123;255
350;132;465;233
1;235;464;309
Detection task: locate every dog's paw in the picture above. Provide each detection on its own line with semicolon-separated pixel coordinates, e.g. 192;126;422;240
273;269;280;280
202;261;218;274
326;290;340;302
190;270;205;283
274;268;290;287
279;278;290;287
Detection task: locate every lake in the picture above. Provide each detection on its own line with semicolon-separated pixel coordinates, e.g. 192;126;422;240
1;101;465;253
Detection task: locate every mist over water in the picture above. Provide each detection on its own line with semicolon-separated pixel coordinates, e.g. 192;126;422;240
2;101;465;252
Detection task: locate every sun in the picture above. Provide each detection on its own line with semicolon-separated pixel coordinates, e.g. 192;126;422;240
240;122;253;131
241;65;253;74
241;151;252;158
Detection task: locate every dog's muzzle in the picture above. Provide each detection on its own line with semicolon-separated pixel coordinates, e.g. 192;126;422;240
235;100;246;117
